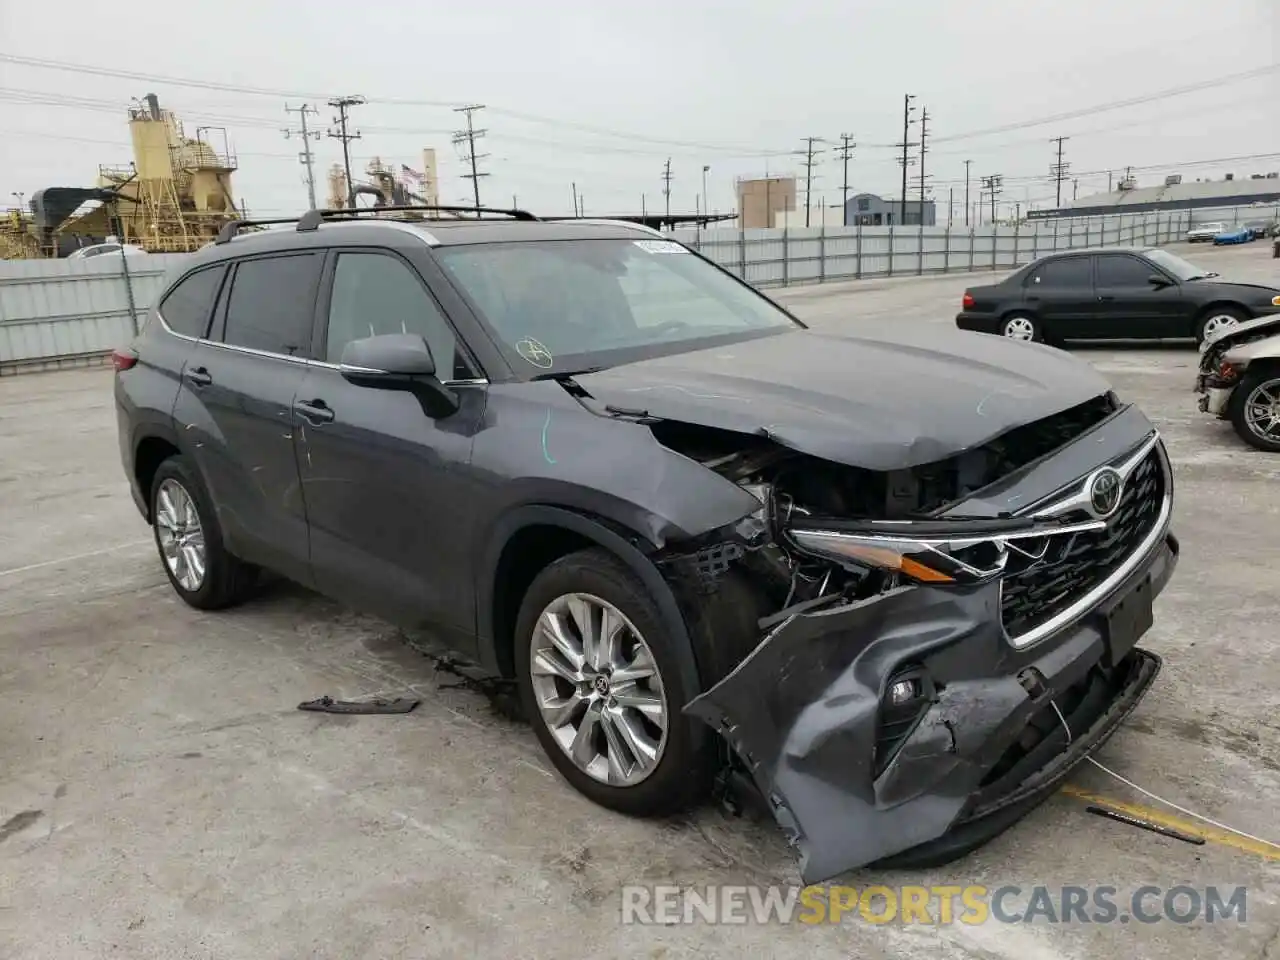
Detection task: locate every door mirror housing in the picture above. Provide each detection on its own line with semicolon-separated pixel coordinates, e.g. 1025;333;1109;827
338;333;459;416
1148;274;1172;288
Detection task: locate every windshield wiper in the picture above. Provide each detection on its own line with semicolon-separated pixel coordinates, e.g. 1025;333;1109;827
530;367;604;381
1185;273;1218;281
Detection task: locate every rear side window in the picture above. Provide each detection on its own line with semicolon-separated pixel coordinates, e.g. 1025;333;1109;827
159;266;225;338
221;254;321;356
1027;257;1091;287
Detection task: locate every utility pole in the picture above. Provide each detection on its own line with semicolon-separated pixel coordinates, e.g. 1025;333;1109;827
835;133;856;226
948;187;954;226
1108;170;1114;192
662;158;673;218
452;105;489;211
702;165;710;222
917;107;930;225
1050;135;1070;208
571;183;579;216
799;137;824;227
326;95;365;208
981;174;1003;224
283;103;321;210
896;94;917;226
964;159;972;226
1073;178;1079;201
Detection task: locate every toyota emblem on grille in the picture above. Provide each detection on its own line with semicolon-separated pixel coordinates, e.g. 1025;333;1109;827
1087;467;1124;518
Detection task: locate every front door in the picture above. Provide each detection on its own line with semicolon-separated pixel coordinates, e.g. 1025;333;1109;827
171;252;324;585
294;249;487;638
1021;255;1096;339
1091;253;1182;339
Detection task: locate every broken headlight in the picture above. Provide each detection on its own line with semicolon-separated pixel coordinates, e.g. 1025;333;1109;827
787;518;1105;586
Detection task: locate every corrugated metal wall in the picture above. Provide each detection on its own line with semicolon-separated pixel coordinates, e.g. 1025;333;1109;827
1;202;1273;370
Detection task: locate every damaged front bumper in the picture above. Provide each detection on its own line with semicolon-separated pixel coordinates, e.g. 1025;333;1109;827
685;513;1178;884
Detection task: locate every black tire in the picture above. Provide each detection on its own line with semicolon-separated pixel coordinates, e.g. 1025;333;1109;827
149;454;257;609
1228;370;1280;453
1000;312;1043;343
514;548;713;817
1194;306;1247;346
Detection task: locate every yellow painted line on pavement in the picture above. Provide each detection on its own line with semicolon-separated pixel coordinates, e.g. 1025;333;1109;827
1060;784;1280;862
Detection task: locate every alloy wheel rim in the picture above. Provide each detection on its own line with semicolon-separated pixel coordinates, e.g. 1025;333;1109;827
155;478;207;592
1202;315;1239;340
529;592;668;786
1243;378;1280;442
1004;317;1035;340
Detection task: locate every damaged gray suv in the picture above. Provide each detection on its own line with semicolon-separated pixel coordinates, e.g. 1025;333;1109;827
114;206;1178;883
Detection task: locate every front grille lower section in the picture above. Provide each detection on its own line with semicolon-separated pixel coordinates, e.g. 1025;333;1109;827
1000;448;1165;639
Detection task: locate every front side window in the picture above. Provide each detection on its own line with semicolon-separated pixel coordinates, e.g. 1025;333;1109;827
158;265;225;338
325;252;471;379
221;254;321;356
435;238;798;376
1095;255;1153;287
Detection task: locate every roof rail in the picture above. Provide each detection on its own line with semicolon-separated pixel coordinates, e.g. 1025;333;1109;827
214;217;305;245
295;205;538;232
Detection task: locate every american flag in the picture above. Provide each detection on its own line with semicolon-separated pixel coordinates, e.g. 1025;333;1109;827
400;164;426;184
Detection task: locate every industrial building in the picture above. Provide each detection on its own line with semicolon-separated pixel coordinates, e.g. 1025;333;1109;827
1028;172;1280;220
736;175;797;228
843;193;937;226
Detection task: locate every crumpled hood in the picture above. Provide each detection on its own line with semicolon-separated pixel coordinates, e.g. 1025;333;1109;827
574;326;1113;470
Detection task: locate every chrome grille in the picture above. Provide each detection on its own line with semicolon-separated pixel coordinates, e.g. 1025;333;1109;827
1001;447;1165;638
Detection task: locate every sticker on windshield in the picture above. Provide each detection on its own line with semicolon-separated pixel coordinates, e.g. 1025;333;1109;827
633;239;687;255
515;337;554;369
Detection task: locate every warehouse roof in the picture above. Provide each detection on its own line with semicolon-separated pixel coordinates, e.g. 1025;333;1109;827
1071;176;1280;209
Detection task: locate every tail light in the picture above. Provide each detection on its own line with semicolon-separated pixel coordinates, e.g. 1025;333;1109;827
111;347;138;372
962;292;976;310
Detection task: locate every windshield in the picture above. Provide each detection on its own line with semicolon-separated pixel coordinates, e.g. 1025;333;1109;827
434;238;799;375
1145;248;1215;281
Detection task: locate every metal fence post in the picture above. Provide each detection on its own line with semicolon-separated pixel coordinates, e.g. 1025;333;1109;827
944;226;950;273
917;224;924;276
969;228;974;271
819;224;826;283
1013;221;1020;266
855;224;863;279
991;228;997;270
118;247;139;335
888;224;895;277
782;228;789;287
738;228;747;281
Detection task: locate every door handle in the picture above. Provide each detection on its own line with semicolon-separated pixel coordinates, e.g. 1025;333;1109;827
294;399;335;424
1026;295;1040;302
1098;295;1115;302
186;366;212;387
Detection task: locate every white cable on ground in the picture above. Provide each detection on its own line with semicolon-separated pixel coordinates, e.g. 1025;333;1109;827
1049;698;1279;850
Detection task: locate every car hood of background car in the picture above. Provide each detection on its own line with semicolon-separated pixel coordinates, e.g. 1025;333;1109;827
572;326;1113;471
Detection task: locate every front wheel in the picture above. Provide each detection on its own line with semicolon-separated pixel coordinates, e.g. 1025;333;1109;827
1000;313;1042;342
1195;308;1245;345
1228;371;1280;453
514;548;712;817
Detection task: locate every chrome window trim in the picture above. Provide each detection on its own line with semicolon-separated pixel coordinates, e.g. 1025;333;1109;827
1002;430;1172;650
156;310;488;386
226;218;440;246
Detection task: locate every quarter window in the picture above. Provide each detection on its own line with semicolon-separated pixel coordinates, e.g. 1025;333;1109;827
158;266;225;338
325;252;470;378
221;254;321;356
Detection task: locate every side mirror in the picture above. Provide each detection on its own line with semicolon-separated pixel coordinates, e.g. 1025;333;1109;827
1148;274;1172;288
338;333;459;416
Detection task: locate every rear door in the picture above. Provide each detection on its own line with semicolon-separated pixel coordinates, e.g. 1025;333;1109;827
1021;255;1096;338
171;251;323;584
1092;253;1183;339
292;248;487;638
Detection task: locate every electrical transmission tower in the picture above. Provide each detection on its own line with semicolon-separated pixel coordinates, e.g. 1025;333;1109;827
452;105;489;211
282;103;321;210
896;94;918;225
661;158;673;218
1050;136;1071;208
835;133;856;226
918;107;931;224
799;137;825;227
981;173;1004;223
326;96;365;208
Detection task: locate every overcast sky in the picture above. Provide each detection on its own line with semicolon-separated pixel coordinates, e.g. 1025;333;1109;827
1;0;1277;221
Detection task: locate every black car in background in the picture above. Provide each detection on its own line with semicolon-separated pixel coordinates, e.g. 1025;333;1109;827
956;247;1280;345
113;207;1177;884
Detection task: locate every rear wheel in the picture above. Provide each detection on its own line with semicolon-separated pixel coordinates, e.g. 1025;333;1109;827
150;455;257;609
1195;307;1245;345
1228;370;1280;453
514;548;712;817
1000;313;1042;342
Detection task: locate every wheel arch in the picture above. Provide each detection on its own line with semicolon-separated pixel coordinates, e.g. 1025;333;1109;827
476;505;702;700
131;423;184;522
1195;301;1249;340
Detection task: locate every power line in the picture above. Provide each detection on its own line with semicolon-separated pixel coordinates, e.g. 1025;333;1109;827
835;133;856;226
453;105;489;211
1050;135;1071;208
799;137;824;227
326;95;365;208
282;103;321;210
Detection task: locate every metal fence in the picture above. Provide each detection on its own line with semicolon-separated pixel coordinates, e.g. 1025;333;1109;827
2;202;1276;372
